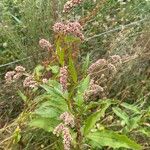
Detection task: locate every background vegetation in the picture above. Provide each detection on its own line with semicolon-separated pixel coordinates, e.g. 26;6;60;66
0;0;150;149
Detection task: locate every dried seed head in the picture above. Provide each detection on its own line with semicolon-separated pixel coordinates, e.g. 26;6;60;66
108;55;122;66
107;63;117;74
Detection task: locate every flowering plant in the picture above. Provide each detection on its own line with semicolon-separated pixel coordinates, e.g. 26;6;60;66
5;1;142;150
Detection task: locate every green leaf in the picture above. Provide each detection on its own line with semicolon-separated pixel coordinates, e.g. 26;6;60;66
10;13;22;24
74;94;84;107
50;66;59;74
37;98;68;112
68;55;77;83
139;127;150;137
113;107;129;125
56;41;65;66
87;130;142;150
82;53;90;74
77;75;90;93
41;84;64;99
34;65;44;79
29;117;59;132
13;126;21;144
127;115;142;130
83;102;111;136
33;107;60;118
17;90;27;102
121;102;140;114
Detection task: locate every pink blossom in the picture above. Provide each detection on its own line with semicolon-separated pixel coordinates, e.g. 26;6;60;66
5;71;16;84
60;112;75;128
60;66;68;91
39;39;52;51
53;123;72;150
53;21;84;40
23;76;38;88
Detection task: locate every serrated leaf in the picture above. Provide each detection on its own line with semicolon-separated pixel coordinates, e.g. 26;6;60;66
41;84;64;99
87;130;142;150
113;107;129;125
83;102;111;136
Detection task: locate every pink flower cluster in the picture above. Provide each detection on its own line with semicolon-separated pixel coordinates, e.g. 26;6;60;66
53;124;72;150
84;79;104;101
5;66;26;84
60;66;68;91
23;76;38;88
39;39;52;51
60;112;75;128
63;0;83;13
88;59;107;74
53;21;84;40
5;71;16;84
53;112;75;150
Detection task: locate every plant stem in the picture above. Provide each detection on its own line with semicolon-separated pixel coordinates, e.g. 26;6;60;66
75;116;83;150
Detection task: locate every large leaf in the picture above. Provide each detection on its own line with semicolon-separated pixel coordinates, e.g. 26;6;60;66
74;76;90;107
113;107;129;125
83;102;111;136
87;130;142;150
39;98;68;112
41;84;64;99
33;107;60;118
29;117;59;132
